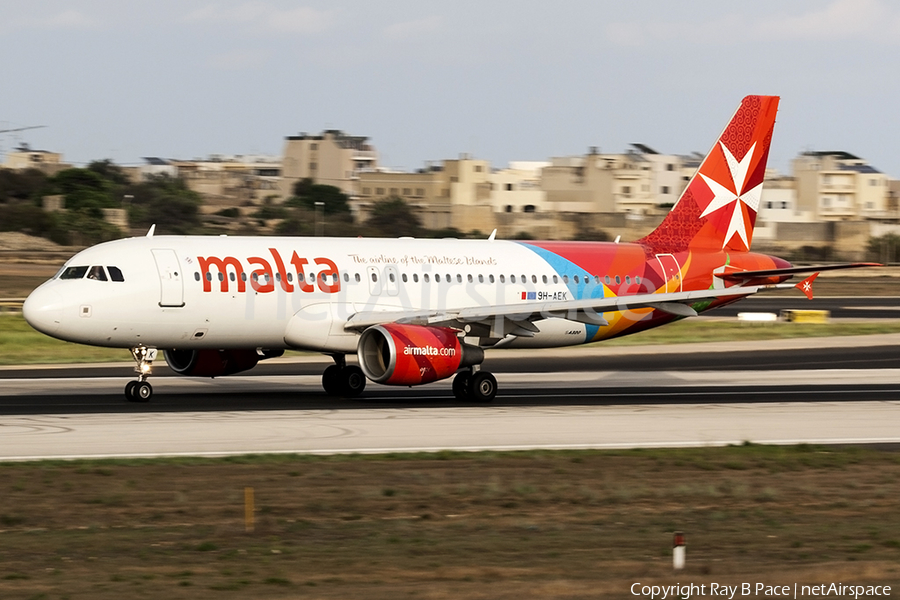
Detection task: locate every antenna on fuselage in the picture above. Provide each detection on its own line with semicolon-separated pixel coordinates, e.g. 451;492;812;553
146;224;156;237
614;235;621;244
488;229;497;241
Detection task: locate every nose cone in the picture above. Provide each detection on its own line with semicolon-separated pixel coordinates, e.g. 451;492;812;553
23;286;63;336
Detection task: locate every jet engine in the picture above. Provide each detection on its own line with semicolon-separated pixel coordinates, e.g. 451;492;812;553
357;324;484;385
164;348;282;377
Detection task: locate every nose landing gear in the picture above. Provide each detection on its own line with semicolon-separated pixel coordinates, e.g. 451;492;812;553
126;346;157;402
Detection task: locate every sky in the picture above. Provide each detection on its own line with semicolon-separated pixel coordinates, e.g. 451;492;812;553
2;0;899;177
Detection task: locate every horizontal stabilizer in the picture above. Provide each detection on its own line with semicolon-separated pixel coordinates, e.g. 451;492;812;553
716;262;880;282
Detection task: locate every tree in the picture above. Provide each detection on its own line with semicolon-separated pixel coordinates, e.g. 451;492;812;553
0;168;48;203
124;174;202;235
867;233;900;264
365;197;422;237
88;159;131;186
287;178;352;215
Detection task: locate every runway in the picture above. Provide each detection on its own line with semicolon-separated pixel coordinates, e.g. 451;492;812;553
1;335;898;460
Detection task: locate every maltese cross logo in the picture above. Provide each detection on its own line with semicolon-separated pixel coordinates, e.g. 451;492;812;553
699;141;761;250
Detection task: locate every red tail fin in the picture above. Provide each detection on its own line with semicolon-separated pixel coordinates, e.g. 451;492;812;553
639;95;780;254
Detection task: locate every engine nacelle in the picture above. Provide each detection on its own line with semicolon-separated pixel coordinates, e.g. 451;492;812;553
357;324;484;386
164;348;278;377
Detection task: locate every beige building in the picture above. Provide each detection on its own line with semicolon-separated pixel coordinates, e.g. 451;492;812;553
280;130;378;198
793;151;889;221
2;144;70;175
175;155;281;207
356;155;491;230
542;145;689;216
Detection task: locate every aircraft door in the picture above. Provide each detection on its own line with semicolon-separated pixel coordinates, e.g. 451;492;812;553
152;248;185;307
366;266;382;295
655;253;682;293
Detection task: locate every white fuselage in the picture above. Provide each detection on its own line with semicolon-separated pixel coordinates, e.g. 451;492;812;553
24;235;632;353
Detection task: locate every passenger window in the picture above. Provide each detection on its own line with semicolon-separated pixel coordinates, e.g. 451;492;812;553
532;275;537;284
60;266;89;280
207;272;214;281
605;276;611;285
230;272;236;282
275;273;281;282
574;275;579;284
542;275;547;284
489;275;495;283
478;274;484;283
636;276;642;284
467;274;473;283
510;275;516;283
194;272;200;281
355;273;361;282
499;275;505;283
435;274;441;283
563;275;569;284
107;266;125;282
594;275;600;284
218;272;225;282
424;274;430;283
457;274;462;283
552;275;558;284
413;273;419;283
389;273;395;283
402;274;408;283
87;266;107;281
615;275;621;284
371;273;378;282
625;276;631;284
242;273;247;282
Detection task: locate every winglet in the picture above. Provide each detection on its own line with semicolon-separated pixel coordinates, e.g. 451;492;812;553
146;224;156;237
795;272;819;300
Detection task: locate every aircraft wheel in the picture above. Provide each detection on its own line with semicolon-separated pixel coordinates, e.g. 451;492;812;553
452;372;471;401
322;365;342;396
133;381;153;403
468;371;497;403
125;380;138;402
341;365;366;397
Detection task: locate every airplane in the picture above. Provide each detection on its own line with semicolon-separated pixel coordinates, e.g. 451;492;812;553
22;95;878;403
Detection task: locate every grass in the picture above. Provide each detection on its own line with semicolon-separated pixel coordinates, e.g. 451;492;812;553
0;445;899;598
3;312;900;365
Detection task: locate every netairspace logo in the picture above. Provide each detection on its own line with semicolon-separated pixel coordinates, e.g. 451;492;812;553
631;582;892;599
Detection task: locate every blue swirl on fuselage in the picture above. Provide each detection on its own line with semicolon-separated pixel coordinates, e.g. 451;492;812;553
518;243;605;342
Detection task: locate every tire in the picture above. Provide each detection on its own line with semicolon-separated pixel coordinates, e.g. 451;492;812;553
467;371;497;403
452;372;470;401
125;380;138;402
133;381;153;402
322;364;342;396
341;365;366;397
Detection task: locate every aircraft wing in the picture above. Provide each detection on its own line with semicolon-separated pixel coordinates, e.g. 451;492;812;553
344;282;788;335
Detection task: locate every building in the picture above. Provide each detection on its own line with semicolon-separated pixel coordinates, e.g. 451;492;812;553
792;151;889;221
280;130;378;198
356;155;492;230
2;144;71;175
489;161;550;214
541;145;689;216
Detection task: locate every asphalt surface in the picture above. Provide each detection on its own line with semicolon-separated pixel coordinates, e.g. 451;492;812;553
706;295;900;319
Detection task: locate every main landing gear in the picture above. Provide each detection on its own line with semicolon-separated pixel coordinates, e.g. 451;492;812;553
125;346;157;402
322;354;366;398
452;366;497;403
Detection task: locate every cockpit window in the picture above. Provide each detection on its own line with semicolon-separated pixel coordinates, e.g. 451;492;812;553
107;266;125;282
87;266;108;281
60;266;89;280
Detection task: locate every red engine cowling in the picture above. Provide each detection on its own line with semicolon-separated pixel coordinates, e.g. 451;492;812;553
357;324;484;386
164;349;262;377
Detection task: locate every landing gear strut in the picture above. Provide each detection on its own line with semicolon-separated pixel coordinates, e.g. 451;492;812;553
452;366;497;403
322;354;366;398
126;346;157;402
